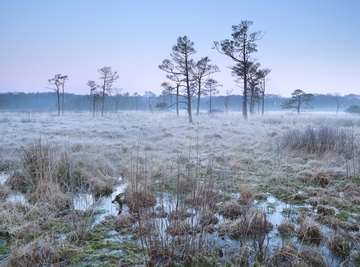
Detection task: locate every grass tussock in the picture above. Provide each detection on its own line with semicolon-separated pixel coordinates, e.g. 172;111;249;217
126;188;156;214
0;184;10;200
273;244;327;267
297;219;324;245
278;220;296;236
87;177;115;198
329;232;352;259
166;221;194;236
101;214;135;233
313;171;331;187
29;181;71;210
220;209;273;239
298;247;327;267
8;238;76;267
199;211;219;226
273;244;298;267
168;208;193;221
184;183;221;207
239;185;253;205
316;204;335;216
278;126;355;156
218;201;242;220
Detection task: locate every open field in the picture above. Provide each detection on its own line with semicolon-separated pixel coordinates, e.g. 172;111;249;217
0;111;359;266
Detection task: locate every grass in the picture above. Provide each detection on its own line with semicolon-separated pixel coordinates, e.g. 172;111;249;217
1;111;360;265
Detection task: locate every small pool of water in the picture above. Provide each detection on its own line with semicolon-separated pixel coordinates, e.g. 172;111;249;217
0;172;9;185
72;178;128;224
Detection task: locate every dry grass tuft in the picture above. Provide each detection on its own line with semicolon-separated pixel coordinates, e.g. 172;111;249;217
127;188;156;213
102;214;135;233
199;211;219;226
316;204;335;216
239;185;253;205
298;219;324;245
329;232;352;259
177;178;196;194
0;184;10;200
278;126;355;156
313;172;330;187
166;221;197;236
168;208;192;221
8;238;74;267
240;209;273;236
221;209;273;239
134;220;155;237
298;247;327;267
184;183;221;207
218;201;242;220
273;244;298;267
29;181;71;210
278;220;296;236
88;177;114;198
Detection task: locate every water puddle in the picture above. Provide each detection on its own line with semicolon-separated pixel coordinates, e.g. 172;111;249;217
1;173;27;204
0;172;9;185
72;177;128;224
83;184;357;266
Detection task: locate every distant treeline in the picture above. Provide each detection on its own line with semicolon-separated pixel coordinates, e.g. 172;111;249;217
0;92;359;113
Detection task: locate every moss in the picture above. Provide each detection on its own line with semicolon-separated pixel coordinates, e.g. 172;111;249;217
42;217;72;233
336;211;349;221
0;241;11;259
87;240;122;251
183;256;217;266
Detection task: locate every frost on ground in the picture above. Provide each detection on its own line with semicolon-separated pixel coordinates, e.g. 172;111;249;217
0;111;359;266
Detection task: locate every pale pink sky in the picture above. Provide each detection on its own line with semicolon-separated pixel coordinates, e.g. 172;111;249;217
0;0;359;97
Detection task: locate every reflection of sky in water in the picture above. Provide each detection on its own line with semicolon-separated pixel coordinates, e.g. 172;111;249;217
0;172;9;185
72;177;128;224
1;173;27;204
1;171;351;266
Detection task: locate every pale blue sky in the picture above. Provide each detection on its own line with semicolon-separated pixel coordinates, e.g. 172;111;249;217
0;0;359;96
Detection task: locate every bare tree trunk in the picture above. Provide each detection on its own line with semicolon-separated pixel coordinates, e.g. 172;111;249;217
187;90;193;123
92;94;96;117
196;85;201;115
297;100;301;114
61;86;65;115
101;80;106;117
209;90;212;115
176;84;179;117
185;55;193;123
250;91;255;115
56;90;60;116
243;80;248;119
261;91;265;115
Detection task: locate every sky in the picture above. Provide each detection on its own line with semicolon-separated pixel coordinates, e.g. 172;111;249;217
0;0;359;97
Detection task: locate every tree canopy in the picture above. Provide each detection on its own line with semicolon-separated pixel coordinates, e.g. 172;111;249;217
282;89;313;114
